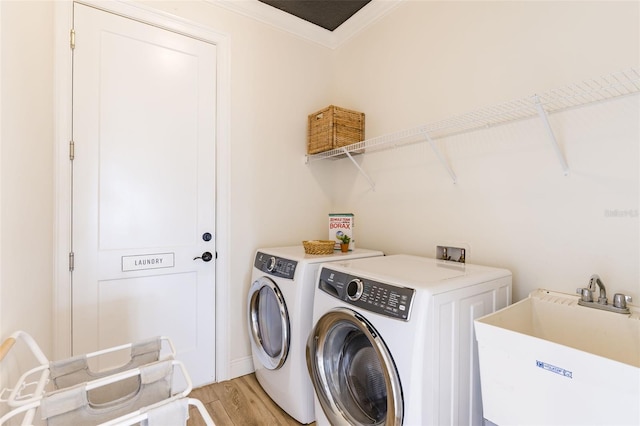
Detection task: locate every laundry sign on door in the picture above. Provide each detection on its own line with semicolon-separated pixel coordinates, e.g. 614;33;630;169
122;253;175;271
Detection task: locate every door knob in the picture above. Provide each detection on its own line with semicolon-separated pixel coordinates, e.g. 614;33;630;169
194;252;213;262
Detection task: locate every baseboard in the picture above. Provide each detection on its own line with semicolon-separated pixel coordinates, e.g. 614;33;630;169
228;355;254;380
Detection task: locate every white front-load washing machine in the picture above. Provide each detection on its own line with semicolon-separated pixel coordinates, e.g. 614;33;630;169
248;245;384;424
306;254;512;426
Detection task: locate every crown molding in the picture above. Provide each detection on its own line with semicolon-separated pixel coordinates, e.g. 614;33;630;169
209;0;402;49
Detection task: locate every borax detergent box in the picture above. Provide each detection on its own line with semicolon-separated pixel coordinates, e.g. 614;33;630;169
329;213;355;251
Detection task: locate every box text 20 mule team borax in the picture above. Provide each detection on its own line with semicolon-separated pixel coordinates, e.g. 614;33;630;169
329;213;355;251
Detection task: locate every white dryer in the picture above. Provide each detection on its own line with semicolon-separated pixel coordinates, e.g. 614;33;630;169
248;246;384;424
306;254;512;426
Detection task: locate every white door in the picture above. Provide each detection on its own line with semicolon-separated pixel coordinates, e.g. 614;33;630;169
71;3;216;386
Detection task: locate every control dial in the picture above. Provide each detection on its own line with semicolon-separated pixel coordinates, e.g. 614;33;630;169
346;279;364;301
266;257;277;272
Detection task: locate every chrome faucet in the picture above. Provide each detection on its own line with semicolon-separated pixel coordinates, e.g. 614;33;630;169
576;274;631;314
588;274;607;304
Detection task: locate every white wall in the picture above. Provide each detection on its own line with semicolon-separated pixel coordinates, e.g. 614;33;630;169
1;0;637;386
324;1;639;302
0;0;54;394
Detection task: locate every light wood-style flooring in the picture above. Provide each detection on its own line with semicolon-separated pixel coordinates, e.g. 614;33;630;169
187;373;315;426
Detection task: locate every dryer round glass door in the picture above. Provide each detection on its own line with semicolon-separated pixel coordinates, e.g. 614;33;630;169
248;276;290;369
307;307;403;425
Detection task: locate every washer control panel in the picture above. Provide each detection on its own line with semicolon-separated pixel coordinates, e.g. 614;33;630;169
318;268;415;321
254;252;297;279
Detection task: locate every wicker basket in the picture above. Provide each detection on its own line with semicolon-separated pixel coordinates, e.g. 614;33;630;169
302;240;336;255
307;105;365;155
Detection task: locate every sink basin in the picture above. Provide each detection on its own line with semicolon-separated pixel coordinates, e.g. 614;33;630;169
475;289;640;426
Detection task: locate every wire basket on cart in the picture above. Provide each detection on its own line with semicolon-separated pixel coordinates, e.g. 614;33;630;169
0;331;215;426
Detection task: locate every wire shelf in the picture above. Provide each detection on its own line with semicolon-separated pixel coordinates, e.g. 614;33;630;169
306;68;639;163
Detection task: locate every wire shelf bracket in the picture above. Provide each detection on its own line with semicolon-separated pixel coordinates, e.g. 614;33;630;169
533;94;570;176
341;147;376;191
422;130;458;184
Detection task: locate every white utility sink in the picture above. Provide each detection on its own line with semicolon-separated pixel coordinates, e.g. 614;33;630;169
475;289;640;426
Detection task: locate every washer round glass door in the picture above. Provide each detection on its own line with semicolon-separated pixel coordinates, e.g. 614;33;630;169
307;307;403;425
248;276;290;370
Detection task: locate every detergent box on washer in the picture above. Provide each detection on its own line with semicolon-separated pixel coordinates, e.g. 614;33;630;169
329;213;355;251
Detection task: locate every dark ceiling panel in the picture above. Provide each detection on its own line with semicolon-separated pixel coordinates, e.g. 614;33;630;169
258;0;372;31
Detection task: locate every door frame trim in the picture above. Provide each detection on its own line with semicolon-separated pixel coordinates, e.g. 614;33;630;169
53;0;232;382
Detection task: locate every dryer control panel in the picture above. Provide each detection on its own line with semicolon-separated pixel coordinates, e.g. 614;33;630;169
318;268;415;321
254;252;297;279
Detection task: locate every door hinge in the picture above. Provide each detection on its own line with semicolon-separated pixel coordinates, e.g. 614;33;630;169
70;29;75;50
69;252;75;272
69;140;75;160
